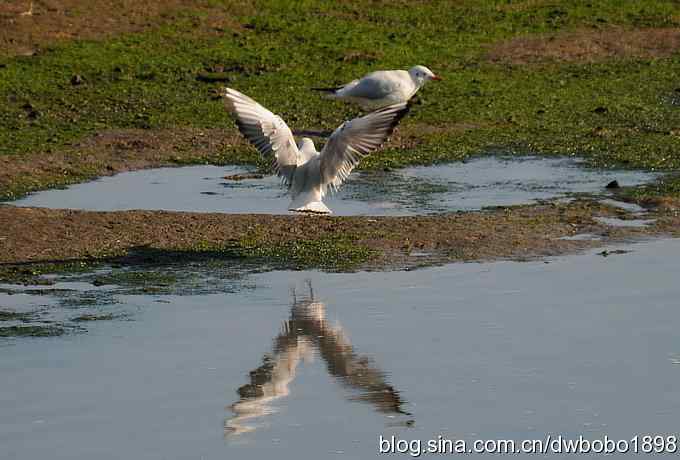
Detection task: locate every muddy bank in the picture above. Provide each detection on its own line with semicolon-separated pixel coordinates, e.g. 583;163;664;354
0;0;247;57
487;27;680;64
0;123;443;202
2;200;679;277
0;128;253;200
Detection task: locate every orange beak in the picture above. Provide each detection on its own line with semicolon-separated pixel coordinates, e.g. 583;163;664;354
431;75;443;81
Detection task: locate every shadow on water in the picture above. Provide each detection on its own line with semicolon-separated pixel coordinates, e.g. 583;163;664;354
225;281;410;436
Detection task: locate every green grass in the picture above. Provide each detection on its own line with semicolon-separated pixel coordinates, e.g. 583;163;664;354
0;235;375;284
91;270;177;287
189;235;377;271
0;261;96;285
1;0;679;195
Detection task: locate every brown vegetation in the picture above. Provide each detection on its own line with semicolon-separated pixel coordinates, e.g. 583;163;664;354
488;27;680;64
0;128;245;198
0;0;246;56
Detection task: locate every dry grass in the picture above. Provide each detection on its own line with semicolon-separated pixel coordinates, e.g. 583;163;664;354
488;27;680;64
0;0;247;56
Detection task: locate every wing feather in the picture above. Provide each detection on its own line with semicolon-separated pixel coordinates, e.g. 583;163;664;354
342;75;393;100
319;103;409;192
222;88;299;184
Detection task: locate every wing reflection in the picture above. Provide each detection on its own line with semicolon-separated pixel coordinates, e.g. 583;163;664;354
225;281;410;436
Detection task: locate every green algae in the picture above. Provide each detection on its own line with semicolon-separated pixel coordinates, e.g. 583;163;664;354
1;1;679;200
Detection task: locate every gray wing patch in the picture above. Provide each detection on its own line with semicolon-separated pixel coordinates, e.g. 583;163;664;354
346;77;394;100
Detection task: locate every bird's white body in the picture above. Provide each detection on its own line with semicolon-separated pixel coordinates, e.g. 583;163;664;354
287;154;330;213
318;65;441;110
335;70;415;110
222;88;408;214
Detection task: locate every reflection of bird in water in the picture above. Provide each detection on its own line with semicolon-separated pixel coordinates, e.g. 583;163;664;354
225;281;410;436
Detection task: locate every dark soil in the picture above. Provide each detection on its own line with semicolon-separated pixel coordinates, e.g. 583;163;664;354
1;200;678;271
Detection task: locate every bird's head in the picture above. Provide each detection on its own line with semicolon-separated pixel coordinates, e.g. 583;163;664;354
408;65;442;86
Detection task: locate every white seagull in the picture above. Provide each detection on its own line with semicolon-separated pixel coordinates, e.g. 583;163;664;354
223;88;409;214
312;65;442;110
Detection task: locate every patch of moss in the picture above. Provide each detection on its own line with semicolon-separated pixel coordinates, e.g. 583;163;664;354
0;325;66;337
624;174;680;200
184;235;376;271
0;261;99;285
71;313;116;322
91;270;177;288
0;310;34;321
58;292;119;308
236;236;376;271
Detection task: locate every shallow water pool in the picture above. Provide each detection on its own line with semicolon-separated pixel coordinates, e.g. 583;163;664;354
10;156;658;215
2;239;680;458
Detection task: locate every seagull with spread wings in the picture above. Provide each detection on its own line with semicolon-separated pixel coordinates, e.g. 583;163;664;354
222;88;409;214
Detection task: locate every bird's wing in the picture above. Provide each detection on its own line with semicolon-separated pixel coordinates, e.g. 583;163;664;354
319;103;409;192
341;74;395;100
223;88;299;184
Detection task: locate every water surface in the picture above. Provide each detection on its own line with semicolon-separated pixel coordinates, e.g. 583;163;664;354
2;239;680;458
11;156;658;215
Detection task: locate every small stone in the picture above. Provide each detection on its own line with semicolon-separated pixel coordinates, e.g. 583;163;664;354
605;180;620;189
598;249;629;257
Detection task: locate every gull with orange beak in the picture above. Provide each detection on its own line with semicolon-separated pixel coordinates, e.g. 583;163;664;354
313;65;442;110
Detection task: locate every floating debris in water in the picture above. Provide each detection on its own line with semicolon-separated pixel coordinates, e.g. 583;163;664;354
71;313;117;322
597;249;630;257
